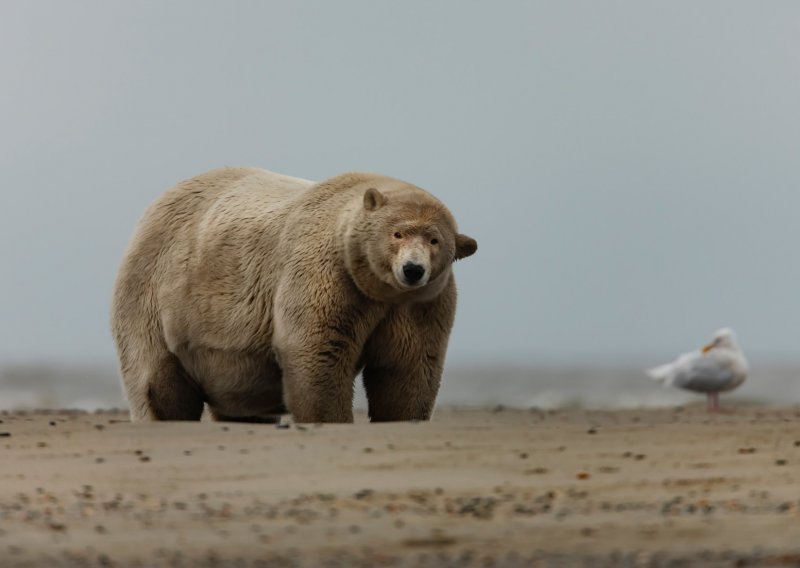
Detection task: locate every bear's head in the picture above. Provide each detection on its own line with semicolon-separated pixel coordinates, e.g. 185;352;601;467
345;183;477;302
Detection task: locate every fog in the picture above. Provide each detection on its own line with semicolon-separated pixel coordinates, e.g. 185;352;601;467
2;2;799;374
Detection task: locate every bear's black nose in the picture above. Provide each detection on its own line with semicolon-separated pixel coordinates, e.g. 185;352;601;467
402;262;426;284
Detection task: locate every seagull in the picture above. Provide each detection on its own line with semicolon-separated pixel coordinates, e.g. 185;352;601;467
647;328;748;412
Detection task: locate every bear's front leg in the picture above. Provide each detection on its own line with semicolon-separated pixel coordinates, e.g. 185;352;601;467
274;277;382;424
277;340;360;423
362;280;457;422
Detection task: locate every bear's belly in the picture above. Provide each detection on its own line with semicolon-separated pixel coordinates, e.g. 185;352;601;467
175;346;284;417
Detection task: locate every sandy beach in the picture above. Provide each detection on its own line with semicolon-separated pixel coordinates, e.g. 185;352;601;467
2;405;800;567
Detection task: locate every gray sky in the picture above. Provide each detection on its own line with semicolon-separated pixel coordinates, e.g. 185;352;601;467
1;1;799;366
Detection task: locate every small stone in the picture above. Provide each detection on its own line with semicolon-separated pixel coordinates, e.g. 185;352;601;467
354;489;374;500
587;428;597;435
518;452;529;459
363;447;373;453
49;421;57;427
139;456;150;463
95;457;105;464
775;459;787;466
576;471;590;480
275;423;290;430
0;433;10;438
94;424;105;431
738;447;756;454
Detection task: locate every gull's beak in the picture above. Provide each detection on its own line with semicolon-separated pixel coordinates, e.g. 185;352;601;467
701;341;716;353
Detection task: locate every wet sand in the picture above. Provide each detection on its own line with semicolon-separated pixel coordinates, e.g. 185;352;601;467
1;405;800;567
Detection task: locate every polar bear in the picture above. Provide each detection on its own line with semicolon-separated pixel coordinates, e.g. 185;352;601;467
111;167;477;423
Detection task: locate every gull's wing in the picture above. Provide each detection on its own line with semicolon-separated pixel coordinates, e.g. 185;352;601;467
669;355;736;393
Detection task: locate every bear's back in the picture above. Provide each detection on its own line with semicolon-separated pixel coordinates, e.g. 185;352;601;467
126;167;313;260
113;168;316;348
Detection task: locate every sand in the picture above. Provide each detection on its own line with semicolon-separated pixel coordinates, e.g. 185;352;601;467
1;405;800;567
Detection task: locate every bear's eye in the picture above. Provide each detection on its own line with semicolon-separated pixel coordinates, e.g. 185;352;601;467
393;232;402;239
430;238;439;245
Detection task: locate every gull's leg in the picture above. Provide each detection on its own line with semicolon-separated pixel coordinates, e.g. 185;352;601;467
708;392;721;413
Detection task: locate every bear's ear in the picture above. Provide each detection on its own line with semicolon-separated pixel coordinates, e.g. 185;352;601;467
454;234;477;260
363;188;387;211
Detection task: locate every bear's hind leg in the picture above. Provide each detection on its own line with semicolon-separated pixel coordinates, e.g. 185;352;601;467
125;354;205;421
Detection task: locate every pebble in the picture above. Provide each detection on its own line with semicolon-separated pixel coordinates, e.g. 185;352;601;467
354;489;374;500
0;433;10;438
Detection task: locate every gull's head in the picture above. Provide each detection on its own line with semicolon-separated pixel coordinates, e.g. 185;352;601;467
702;327;739;353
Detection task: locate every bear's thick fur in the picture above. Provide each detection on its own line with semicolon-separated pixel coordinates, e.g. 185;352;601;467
111;167;477;423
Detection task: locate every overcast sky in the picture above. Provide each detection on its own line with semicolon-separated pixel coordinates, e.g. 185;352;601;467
1;1;799;367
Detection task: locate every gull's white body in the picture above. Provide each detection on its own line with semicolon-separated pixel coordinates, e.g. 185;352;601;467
647;328;748;411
